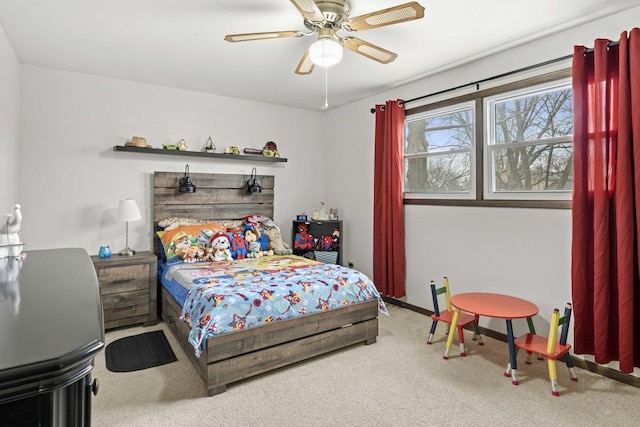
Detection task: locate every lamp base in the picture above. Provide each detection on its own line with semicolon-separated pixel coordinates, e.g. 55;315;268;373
119;247;136;256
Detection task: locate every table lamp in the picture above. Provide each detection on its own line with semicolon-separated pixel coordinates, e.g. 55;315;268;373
118;198;141;256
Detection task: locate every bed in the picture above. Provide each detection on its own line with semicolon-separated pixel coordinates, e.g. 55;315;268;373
153;171;385;396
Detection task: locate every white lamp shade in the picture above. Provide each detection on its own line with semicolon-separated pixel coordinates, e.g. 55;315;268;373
309;38;343;67
118;199;142;222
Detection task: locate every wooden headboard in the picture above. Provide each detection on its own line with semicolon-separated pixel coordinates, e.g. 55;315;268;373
153;171;275;256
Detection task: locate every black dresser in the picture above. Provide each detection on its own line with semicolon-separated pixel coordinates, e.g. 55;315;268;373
0;248;105;427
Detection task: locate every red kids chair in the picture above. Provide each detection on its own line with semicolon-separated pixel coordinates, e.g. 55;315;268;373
505;302;578;396
427;277;483;357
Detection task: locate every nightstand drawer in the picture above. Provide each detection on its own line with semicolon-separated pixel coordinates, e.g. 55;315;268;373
91;251;157;330
101;290;150;322
97;264;150;295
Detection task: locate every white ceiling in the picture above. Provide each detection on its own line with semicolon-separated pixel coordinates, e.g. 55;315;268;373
1;0;639;111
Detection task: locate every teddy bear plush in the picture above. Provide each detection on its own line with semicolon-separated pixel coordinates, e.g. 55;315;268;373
266;227;292;255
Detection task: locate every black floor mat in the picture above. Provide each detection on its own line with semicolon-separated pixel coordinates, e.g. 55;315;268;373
105;330;177;372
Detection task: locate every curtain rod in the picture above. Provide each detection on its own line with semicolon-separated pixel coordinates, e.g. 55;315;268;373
370;41;621;114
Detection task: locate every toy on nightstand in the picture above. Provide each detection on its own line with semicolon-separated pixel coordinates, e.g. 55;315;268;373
211;232;233;261
294;223;314;250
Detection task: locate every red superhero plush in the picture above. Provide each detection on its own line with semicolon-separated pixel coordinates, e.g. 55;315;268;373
316;235;333;250
228;226;248;259
294;223;314;250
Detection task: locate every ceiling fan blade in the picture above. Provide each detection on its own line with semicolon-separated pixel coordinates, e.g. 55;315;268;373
224;31;302;42
295;49;315;75
290;0;326;22
344;1;425;32
342;37;398;64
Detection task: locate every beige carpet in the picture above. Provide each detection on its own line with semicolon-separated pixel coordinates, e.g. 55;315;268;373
92;305;640;426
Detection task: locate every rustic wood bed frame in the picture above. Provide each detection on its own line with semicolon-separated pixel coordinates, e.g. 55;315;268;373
153;171;379;396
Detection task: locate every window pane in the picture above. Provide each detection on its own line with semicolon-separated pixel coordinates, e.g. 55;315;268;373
404;152;471;192
492;87;573;145
405;108;473;155
485;79;573;200
404;102;475;198
491;142;573;192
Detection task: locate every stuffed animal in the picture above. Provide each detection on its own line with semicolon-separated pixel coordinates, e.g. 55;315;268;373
203;246;215;261
255;226;273;256
331;228;341;250
266;227;292;255
244;228;263;257
316;235;333;250
210;232;233;261
228;226;248;260
183;245;204;263
247;241;263;258
294;223;314;250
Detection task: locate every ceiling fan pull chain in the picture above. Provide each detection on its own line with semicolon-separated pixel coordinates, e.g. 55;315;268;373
321;66;329;110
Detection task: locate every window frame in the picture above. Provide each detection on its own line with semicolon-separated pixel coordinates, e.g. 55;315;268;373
404;100;477;200
403;68;572;209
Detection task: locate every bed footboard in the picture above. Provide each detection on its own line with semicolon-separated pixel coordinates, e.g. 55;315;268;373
160;287;379;396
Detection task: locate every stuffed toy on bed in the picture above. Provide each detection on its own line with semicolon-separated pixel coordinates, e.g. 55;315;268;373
211;232;233;261
266;227;292;255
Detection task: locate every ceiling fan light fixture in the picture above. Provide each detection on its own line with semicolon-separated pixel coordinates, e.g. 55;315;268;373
309;38;343;67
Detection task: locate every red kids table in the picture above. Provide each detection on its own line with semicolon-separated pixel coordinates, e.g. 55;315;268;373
443;292;538;385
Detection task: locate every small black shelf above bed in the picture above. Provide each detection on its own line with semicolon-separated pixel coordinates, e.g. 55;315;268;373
114;145;288;163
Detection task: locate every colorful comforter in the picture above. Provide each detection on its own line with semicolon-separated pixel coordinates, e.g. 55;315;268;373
161;255;387;357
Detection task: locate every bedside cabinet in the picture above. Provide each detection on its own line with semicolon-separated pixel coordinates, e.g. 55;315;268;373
91;251;157;330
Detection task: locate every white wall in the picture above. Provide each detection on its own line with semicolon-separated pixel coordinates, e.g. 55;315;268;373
0;24;19;214
327;4;640;363
17;67;325;254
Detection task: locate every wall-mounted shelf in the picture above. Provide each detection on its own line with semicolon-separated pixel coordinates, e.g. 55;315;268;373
113;145;287;163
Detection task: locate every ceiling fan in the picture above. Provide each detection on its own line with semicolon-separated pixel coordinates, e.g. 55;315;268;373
224;0;425;75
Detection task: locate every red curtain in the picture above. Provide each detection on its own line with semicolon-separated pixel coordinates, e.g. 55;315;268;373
373;100;406;297
572;29;640;373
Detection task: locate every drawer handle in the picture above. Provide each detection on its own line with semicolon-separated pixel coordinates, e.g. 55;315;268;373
114;303;137;312
91;378;99;396
112;279;135;285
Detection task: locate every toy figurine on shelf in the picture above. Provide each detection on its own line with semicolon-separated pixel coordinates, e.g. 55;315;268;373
294;223;314;250
204;136;216;153
262;141;280;158
331;228;341;250
223;146;240;155
177;139;188;151
163;139;188;151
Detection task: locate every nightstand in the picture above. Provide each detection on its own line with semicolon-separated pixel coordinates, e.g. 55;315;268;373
90;251;157;330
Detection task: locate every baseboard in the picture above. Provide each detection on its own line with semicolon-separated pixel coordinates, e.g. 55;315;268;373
383;296;640;389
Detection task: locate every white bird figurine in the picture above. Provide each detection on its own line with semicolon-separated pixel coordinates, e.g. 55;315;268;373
0;204;23;258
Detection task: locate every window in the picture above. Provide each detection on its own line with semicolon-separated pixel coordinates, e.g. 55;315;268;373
404;102;476;199
403;70;573;208
484;79;573;200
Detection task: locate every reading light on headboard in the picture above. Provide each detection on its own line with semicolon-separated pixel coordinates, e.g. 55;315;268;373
247;167;262;194
179;164;196;193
